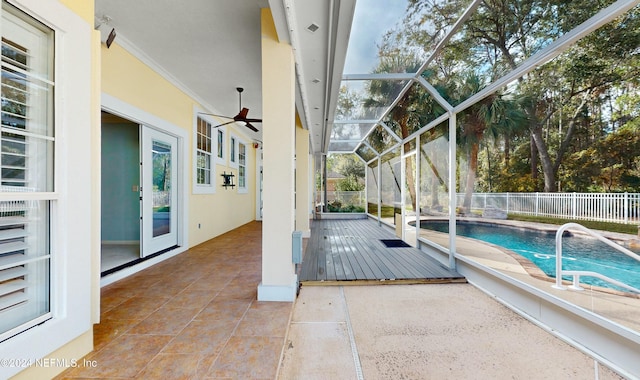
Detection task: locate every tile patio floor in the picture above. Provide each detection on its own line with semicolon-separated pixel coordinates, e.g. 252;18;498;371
56;221;292;379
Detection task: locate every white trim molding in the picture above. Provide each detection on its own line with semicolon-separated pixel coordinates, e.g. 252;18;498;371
257;276;298;302
101;93;190;270
193;107;217;194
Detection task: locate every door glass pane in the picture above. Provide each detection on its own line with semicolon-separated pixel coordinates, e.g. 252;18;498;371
152;140;171;237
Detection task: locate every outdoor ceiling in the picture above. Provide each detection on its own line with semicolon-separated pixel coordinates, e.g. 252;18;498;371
95;0;267;123
94;0;638;157
94;0;355;154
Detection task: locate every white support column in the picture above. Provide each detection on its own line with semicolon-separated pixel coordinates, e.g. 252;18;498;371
415;135;420;242
295;127;311;237
309;154;315;220
448;112;457;270
258;9;297;301
377;156;382;225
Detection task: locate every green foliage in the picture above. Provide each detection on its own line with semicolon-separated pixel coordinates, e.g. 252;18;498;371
561;124;640;192
336;176;364;192
507;214;638;235
380;206;398;218
326;200;365;213
329;153;365;178
326;153;365;191
392;0;640;193
335;85;360;120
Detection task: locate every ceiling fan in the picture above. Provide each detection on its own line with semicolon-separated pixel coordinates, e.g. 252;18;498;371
199;87;262;132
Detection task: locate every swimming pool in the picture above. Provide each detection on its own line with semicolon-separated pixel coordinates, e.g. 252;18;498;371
418;220;640;292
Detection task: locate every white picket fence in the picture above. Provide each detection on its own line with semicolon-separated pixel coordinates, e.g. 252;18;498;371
459;192;640;224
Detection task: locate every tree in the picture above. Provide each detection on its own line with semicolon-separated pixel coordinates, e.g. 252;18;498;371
333;85;363;142
362;46;429;211
562;123;640;192
356;0;640;198
402;0;640;192
453;74;528;213
326;153;365;191
519;13;640;191
420;121;450;211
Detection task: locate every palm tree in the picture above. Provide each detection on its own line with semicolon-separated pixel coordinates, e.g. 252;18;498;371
364;54;447;212
454;73;528;214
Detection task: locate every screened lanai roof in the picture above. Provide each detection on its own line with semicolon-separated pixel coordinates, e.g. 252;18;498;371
327;0;639;157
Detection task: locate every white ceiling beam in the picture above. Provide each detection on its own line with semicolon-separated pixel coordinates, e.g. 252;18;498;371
342;73;416;81
322;0;358;153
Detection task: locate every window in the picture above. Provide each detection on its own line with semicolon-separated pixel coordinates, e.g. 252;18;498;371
229;134;240;169
196;117;212;185
230;136;236;165
238;142;247;193
0;4;54;341
217;129;224;160
194;116;215;194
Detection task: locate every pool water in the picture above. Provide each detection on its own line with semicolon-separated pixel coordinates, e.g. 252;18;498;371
419;221;640;292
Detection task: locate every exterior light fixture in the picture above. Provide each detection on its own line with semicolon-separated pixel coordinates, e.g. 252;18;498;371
95;15;116;48
221;171;235;189
105;28;116;48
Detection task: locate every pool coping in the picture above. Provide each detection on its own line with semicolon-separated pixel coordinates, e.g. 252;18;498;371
416;216;640;300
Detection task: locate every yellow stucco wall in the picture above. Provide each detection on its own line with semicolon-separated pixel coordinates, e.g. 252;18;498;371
190;148;257;246
101;44;193;130
60;0;93;24
101;40;256;247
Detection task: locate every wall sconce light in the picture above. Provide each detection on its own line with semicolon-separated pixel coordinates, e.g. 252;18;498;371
105;28;117;48
221;171;235;189
95;15;116;48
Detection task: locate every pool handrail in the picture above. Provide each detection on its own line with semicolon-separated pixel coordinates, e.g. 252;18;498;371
553;222;640;293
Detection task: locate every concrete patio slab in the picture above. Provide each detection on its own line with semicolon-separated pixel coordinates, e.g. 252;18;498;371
279;287;357;379
279;283;624;379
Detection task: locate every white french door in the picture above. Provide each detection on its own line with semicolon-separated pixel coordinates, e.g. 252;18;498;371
141;126;178;257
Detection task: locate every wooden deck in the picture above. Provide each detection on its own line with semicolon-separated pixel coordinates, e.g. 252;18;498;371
299;218;465;285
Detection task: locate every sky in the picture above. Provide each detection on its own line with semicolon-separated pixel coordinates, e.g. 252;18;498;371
343;0;408;75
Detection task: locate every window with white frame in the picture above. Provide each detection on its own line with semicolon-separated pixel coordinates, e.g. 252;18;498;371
238;142;247;192
196;117;212;185
229;134;240;169
216;129;224;161
0;3;55;341
230;135;236;166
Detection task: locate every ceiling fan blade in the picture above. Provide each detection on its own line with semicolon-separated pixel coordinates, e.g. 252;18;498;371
244;122;259;132
204;89;262;132
213;120;235;128
235;107;249;120
198;112;233;119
